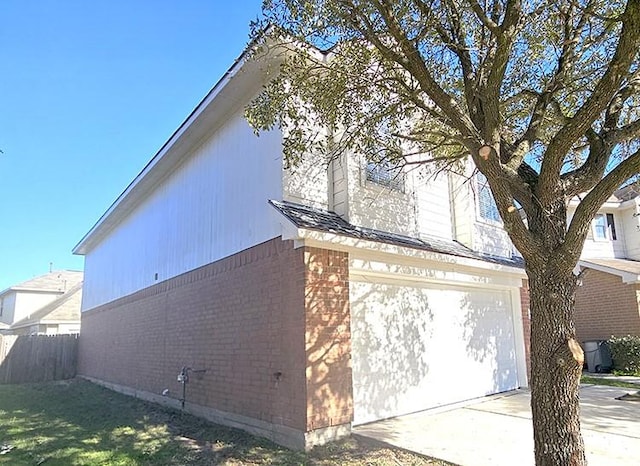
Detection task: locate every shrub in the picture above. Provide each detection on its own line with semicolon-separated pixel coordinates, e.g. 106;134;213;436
607;335;640;376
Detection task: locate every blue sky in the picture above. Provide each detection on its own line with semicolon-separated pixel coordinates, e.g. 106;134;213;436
0;0;263;290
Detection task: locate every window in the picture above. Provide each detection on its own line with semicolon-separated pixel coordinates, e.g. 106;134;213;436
593;214;607;239
477;172;501;222
0;298;3;316
592;213;617;240
365;160;404;192
607;213;617;240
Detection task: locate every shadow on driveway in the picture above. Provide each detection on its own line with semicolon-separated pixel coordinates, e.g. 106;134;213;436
354;385;640;466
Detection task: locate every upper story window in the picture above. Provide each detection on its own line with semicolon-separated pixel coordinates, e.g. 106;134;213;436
477;172;501;223
365;160;405;192
591;213;616;240
0;298;3;316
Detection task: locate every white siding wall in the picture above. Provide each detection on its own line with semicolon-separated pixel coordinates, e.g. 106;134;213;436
620;204;640;260
14;292;60;322
348;155;417;235
283;156;329;209
55;323;81;334
0;293;17;325
282;124;331;210
570;207;628;259
450;172;473;249
580;238;625;258
331;154;349;218
82;111;284;311
472;223;515;258
414;170;452;239
449;170;515;258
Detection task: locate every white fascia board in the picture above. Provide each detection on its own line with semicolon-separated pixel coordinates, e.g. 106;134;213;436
348;262;523;289
73;47;281;256
40;320;79;325
567;199;622;210
578;261;640;284
284;226;526;283
619;198;640;210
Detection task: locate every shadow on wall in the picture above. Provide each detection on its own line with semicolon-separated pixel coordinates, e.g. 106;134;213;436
348;277;520;425
472;222;519;259
461;289;519;395
351;175;420;236
349;282;432;425
0;334;78;384
303;249;354;430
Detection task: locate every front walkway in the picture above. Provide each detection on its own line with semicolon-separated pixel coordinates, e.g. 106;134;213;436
353;385;640;466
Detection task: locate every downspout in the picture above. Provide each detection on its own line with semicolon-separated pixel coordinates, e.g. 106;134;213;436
448;171;458;241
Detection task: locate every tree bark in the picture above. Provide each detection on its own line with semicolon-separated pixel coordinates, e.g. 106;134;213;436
528;264;586;466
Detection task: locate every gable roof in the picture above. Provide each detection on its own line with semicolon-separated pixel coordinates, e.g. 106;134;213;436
270;200;524;268
9;282;83;330
72;42;281;257
1;270;83;296
579;258;640;284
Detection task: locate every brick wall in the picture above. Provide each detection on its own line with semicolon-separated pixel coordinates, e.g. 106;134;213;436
574;268;640;342
520;280;531;379
303;247;352;431
80;239;356;448
79;238;309;432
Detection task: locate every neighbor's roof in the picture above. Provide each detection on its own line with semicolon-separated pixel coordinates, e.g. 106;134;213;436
10;282;83;330
569;185;639;208
614;184;640;202
270;200;524;268
1;270;83;295
579;258;640;284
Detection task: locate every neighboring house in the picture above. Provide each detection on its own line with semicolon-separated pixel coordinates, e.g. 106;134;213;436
571;186;640;343
0;270;83;336
73;48;530;450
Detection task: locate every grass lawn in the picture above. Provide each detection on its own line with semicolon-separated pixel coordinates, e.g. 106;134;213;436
580;375;640;391
0;379;443;465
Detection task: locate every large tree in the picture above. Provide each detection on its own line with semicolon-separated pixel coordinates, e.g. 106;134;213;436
246;1;640;464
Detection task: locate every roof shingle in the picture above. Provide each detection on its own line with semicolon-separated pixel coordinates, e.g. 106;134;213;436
270;200;523;268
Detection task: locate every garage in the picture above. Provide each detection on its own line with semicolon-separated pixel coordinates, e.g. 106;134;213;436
351;277;522;425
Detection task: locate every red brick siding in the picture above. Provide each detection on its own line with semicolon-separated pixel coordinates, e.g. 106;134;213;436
79;238;309;431
520;280;531;379
574;268;640;342
303;247;353;430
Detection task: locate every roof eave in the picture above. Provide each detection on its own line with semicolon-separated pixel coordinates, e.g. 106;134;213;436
578;260;640;284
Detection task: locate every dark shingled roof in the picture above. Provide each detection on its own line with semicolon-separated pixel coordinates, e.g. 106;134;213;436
270;200;524;268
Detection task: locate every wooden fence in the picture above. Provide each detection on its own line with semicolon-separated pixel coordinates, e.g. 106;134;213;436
0;334;78;384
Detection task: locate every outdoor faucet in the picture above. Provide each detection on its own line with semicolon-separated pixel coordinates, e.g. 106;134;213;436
177;366;206;410
177;366;190;384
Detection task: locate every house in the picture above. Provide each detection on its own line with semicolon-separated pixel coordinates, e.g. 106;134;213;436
0;270;83;336
571;186;640;343
73;47;530;450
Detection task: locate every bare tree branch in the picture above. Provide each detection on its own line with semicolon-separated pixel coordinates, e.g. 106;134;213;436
538;0;640;202
561;129;610;196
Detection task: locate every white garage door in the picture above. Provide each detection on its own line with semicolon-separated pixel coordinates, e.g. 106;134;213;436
351;280;520;425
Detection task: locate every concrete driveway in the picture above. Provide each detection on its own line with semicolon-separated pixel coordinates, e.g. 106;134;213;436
353;385;640;466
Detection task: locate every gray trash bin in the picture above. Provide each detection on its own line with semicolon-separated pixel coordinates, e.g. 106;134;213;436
583;340;613;373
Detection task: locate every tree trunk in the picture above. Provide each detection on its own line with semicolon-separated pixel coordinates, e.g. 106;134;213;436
528;264;586;466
